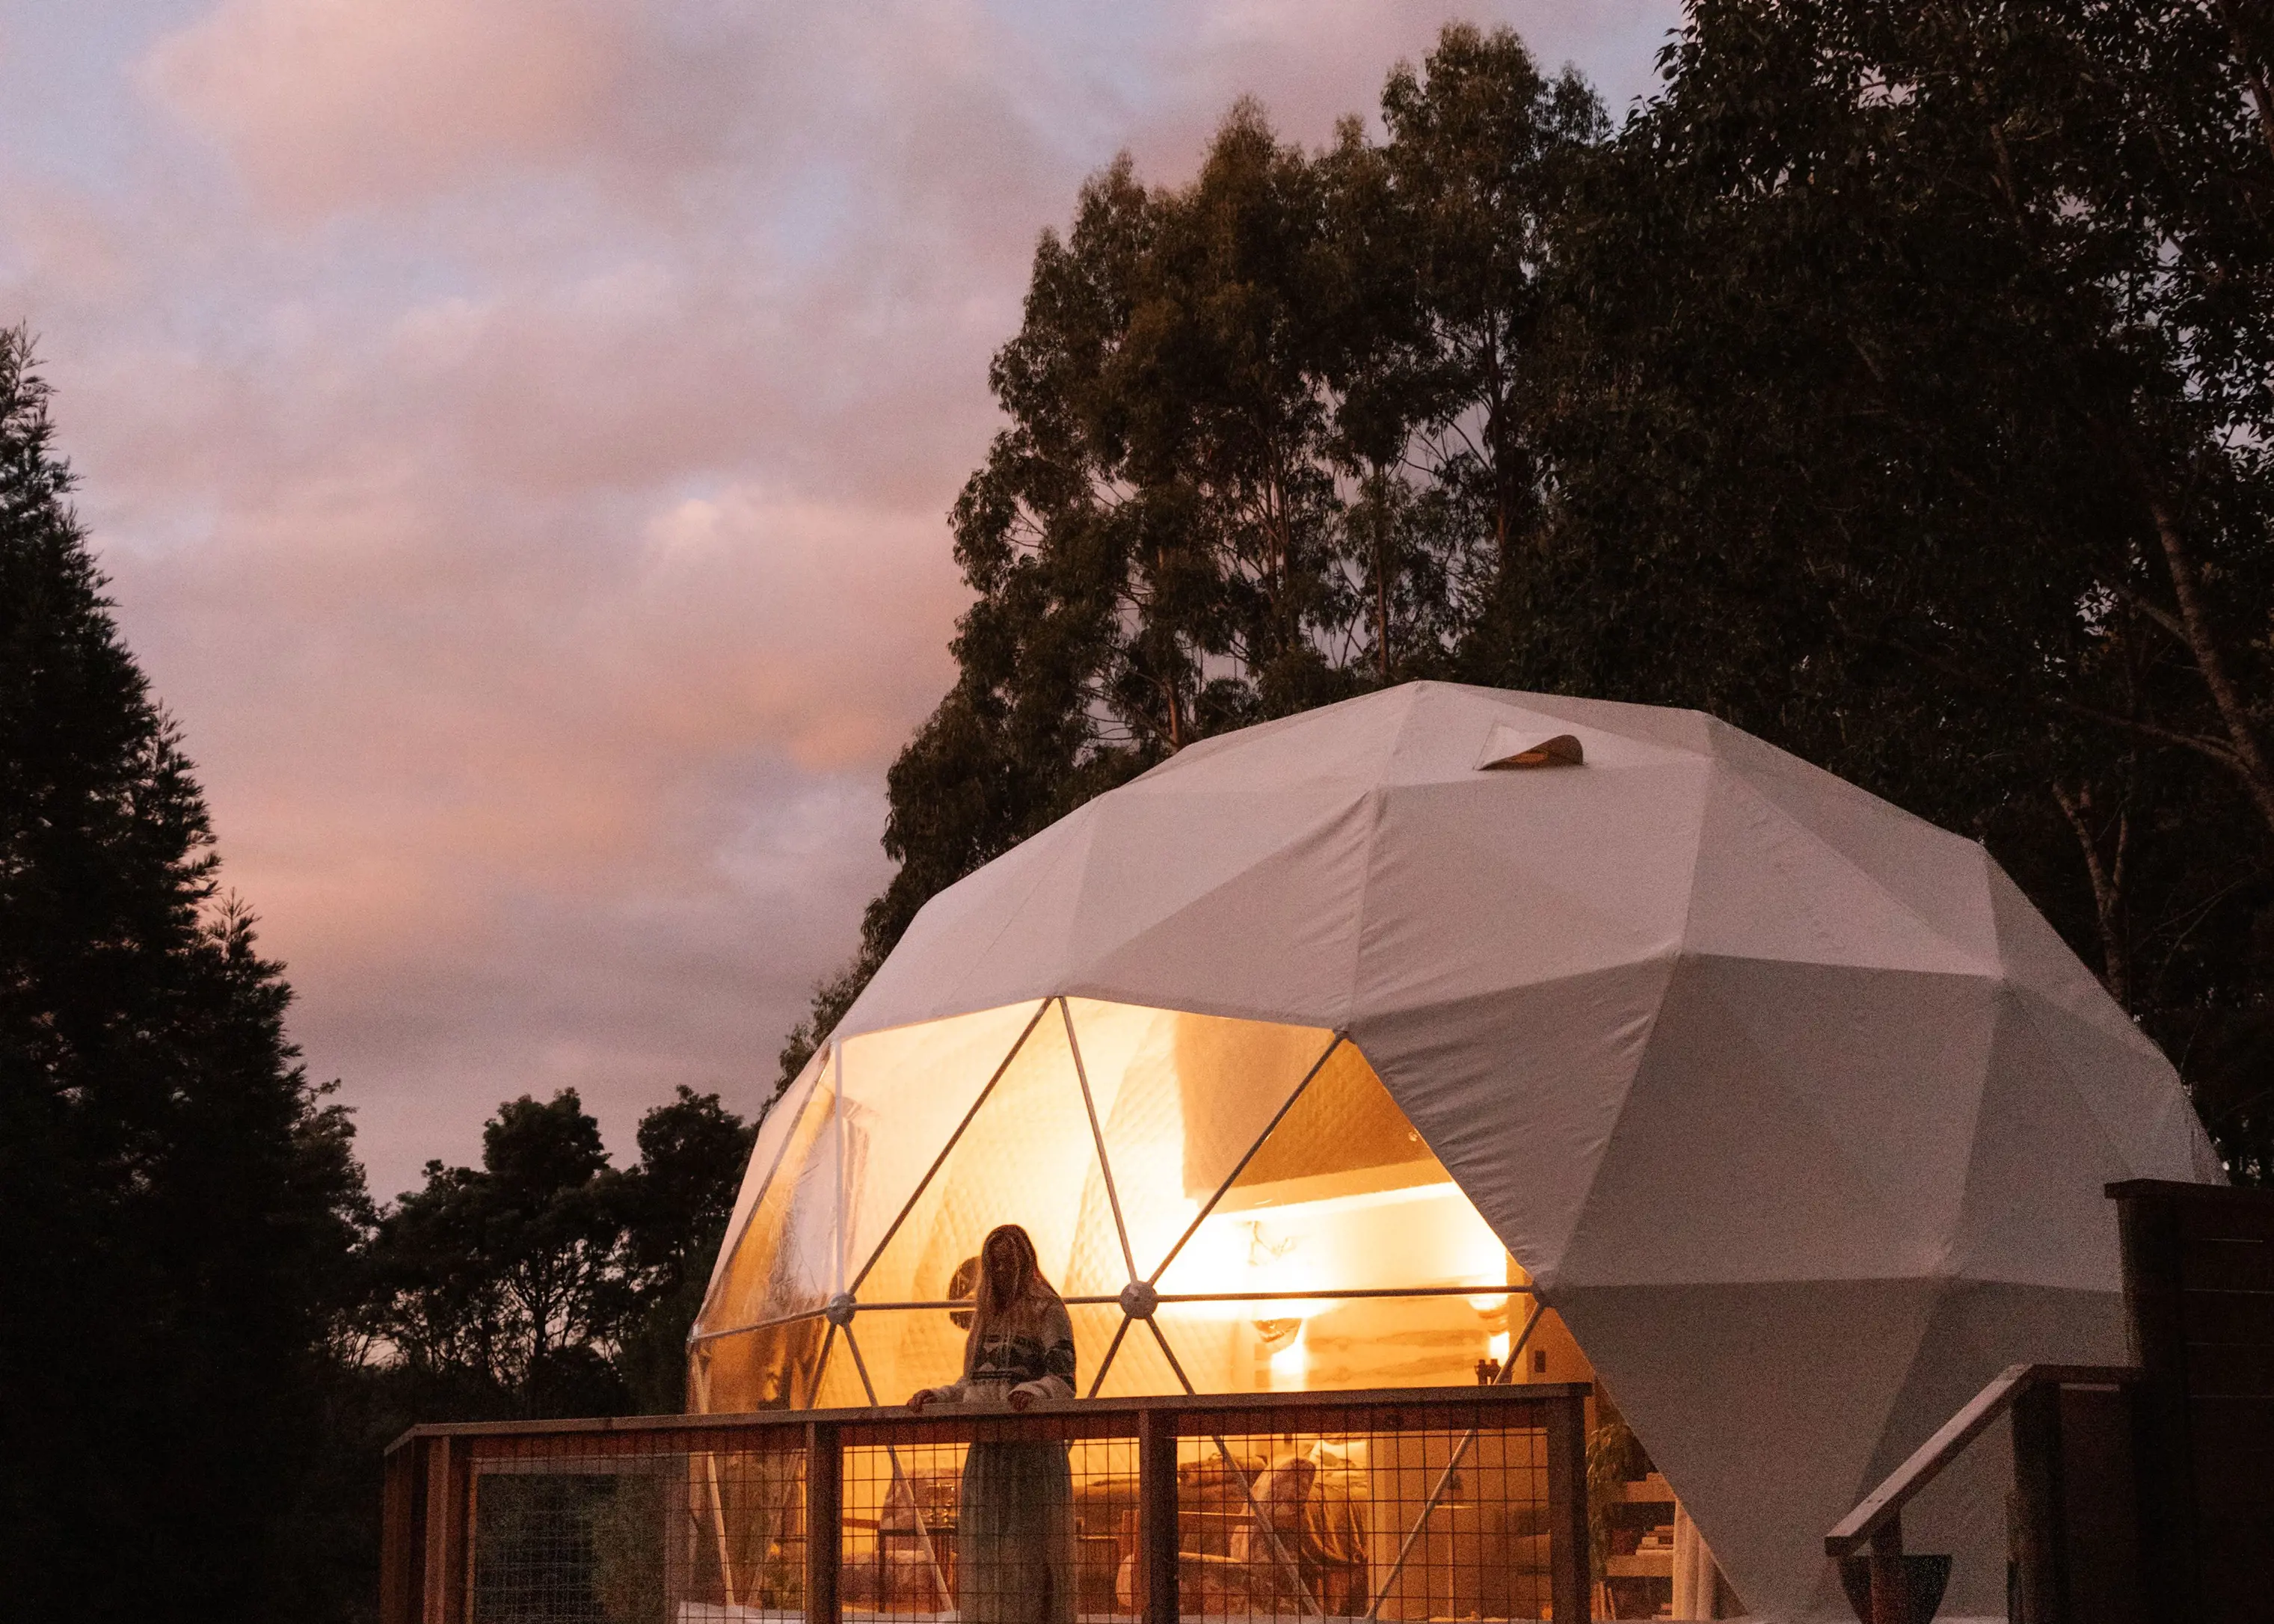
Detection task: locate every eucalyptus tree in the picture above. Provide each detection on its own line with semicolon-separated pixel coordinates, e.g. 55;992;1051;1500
781;30;1601;1086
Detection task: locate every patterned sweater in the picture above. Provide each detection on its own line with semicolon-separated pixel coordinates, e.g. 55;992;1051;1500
936;1291;1076;1404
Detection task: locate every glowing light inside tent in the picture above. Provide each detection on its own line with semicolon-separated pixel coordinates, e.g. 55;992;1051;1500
694;998;1554;1408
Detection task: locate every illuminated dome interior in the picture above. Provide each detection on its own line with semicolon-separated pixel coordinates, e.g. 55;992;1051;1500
692;997;1594;1414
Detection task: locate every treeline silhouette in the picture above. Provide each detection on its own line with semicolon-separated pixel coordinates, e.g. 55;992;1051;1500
7;4;2274;1620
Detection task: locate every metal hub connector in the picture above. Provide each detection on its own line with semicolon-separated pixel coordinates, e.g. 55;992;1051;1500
1118;1280;1159;1319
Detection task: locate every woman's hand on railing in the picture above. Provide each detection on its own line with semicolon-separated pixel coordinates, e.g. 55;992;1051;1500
908;1388;938;1413
1009;1387;1035;1412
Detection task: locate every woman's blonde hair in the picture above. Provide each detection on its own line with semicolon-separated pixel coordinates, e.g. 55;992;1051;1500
968;1223;1051;1347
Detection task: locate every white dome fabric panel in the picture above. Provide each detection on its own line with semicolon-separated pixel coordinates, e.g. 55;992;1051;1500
757;681;2213;1620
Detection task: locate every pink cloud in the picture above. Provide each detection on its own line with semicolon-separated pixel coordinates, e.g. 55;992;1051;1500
139;0;632;215
10;0;1677;1192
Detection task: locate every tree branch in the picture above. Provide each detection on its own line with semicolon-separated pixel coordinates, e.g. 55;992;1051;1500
2215;0;2274;170
1890;636;2242;768
2053;781;2130;1006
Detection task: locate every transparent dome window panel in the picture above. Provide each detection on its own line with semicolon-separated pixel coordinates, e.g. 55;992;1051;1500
707;1046;827;1320
1155;1042;1513;1304
811;1326;871;1410
705;1078;841;1333
698;1001;1570;1406
1062;1300;1126;1397
692;1318;832;1414
837;1000;1049;1288
836;1302;1140;1407
1090;1305;1242;1397
686;1445;810;1616
830;1307;963;1408
852;1006;1116;1309
1063;998;1340;1281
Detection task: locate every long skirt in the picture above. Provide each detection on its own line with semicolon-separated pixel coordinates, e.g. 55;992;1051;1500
957;1440;1074;1624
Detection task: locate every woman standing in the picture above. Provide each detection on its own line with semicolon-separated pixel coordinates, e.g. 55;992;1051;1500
909;1225;1078;1624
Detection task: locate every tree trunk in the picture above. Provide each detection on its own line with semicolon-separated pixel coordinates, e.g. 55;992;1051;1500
1373;469;1392;681
2136;479;2274;840
2053;782;2130;1008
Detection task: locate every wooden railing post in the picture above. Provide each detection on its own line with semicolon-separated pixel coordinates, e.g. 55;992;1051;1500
381;1439;424;1624
2012;1375;2067;1624
2109;1182;2200;1621
421;1433;471;1624
1866;1519;1908;1624
805;1420;842;1624
1543;1390;1593;1623
1138;1405;1180;1624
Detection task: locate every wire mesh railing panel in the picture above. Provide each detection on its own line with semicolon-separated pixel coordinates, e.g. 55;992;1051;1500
1173;1407;1552;1624
468;1430;808;1624
396;1388;1585;1624
839;1434;1140;1623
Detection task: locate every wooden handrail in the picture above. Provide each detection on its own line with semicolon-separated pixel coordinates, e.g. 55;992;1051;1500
1824;1363;2139;1557
383;1380;1592;1456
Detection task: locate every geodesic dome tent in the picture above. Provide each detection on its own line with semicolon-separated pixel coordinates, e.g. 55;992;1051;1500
693;682;2219;1621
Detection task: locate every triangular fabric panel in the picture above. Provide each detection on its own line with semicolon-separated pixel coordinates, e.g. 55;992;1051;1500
1983;858;2162;1058
1704;719;2000;964
2009;981;2217;1187
1552;1278;1944;1623
1555;959;1923;1290
1360;960;1674;1290
1863;1279;2128;1618
1683;766;1990;972
1070;792;1374;1030
851;813;1098;1033
1116;683;1419;796
1694;953;1997;1258
1946;993;2133;1291
1353;775;1701;1019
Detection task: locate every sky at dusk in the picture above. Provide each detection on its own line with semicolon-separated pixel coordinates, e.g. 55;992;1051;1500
0;0;1680;1199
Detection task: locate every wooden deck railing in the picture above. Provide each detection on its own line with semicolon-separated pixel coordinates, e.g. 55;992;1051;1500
383;1383;1594;1624
1824;1364;2142;1624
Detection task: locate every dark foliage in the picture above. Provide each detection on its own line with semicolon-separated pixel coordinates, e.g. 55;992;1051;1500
0;328;373;1620
1516;0;2274;1174
360;1084;756;1421
307;1086;754;1621
791;13;2274;1178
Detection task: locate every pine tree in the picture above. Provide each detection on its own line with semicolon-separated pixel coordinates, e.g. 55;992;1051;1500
0;330;371;1620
